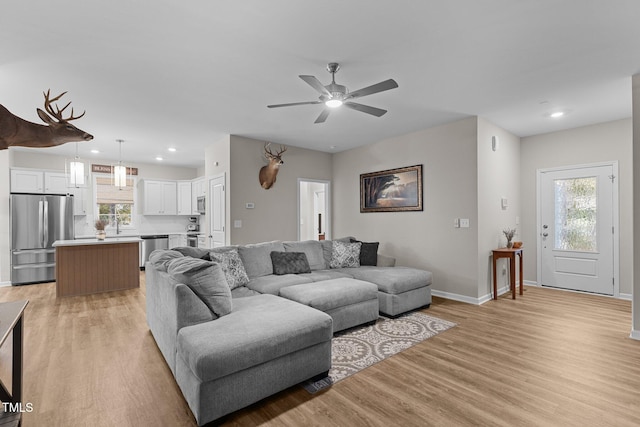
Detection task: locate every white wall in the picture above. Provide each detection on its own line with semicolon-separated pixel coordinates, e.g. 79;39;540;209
204;135;232;244
477;118;521;298
229;135;332;245
520;118;633;295
333;117;480;299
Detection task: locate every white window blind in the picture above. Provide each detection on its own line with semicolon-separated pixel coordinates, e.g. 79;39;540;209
96;177;135;204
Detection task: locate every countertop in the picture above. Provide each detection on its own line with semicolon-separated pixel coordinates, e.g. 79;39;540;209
53;237;142;247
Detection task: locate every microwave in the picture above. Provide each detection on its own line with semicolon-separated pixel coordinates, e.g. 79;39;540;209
196;196;206;214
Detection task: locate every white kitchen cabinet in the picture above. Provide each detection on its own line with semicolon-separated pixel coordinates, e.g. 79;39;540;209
177;181;192;215
169;234;187;248
142;180;177;215
44;172;69;194
197;235;209;249
191;177;206;215
72;187;88;215
11;169;70;194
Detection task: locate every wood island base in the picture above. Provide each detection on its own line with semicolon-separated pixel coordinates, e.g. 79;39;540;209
54;240;140;297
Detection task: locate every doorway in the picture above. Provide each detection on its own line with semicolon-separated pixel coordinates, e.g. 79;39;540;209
209;174;226;248
298;179;330;241
537;162;618;296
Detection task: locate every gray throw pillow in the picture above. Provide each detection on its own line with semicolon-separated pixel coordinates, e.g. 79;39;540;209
350;239;379;266
148;249;184;271
209;249;249;290
166;257;232;318
270;251;311;275
330;241;361;268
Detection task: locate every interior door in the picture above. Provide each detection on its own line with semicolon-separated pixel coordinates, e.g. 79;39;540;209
209;175;226;248
539;165;615;295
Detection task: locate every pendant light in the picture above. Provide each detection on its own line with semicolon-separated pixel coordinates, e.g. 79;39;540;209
66;142;85;187
113;139;128;189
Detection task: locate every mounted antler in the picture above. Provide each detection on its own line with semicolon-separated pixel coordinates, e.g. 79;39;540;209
0;89;93;150
259;142;287;189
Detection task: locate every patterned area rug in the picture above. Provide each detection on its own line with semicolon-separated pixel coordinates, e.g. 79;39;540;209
303;311;456;393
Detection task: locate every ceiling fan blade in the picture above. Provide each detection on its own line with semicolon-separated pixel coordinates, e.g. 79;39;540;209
345;79;398;100
267;101;322;108
299;75;332;97
314;109;330;124
343;102;387;117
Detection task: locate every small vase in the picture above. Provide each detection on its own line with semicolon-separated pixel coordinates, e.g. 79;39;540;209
96;231;106;241
507;240;513;249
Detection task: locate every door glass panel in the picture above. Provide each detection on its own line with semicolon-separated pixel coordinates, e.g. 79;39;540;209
554;177;597;252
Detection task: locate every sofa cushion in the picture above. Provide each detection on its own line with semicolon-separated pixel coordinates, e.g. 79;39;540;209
176;294;332;383
299;269;354;282
270;251;311;275
230;286;261;299
279;278;378;312
238;241;285;279
283;240;326;271
166;257;232;318
346;266;433;294
330;241;362;268
246;274;312;295
171;246;212;260
148;249;184;271
350;239;379;266
320;240;333;269
209;249;249;290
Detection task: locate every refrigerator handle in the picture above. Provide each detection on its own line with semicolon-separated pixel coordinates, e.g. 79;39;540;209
43;200;49;247
38;200;45;247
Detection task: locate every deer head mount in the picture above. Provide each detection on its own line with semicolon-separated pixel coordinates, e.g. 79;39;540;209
259;143;287;189
0;89;93;150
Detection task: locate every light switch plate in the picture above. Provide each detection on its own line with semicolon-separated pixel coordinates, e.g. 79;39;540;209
234;220;242;228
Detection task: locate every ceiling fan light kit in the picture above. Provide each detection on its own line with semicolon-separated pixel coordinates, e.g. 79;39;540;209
268;62;398;123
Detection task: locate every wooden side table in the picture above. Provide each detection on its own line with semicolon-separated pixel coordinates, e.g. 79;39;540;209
492;248;523;300
0;300;28;427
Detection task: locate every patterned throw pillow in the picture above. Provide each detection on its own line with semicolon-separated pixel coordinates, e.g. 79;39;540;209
209;249;249;290
330;241;362;268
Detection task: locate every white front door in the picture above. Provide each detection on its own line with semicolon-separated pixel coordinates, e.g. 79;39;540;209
539;164;616;295
209;175;226;248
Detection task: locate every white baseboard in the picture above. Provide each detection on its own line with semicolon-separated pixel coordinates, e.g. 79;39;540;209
619;293;632;301
629;330;640;340
0;281;11;287
432;285;511;306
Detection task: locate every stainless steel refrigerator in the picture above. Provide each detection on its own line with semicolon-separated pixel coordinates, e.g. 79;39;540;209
10;194;74;285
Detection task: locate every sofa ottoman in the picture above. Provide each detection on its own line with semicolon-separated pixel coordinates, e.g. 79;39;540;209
279;278;379;333
343;266;432;317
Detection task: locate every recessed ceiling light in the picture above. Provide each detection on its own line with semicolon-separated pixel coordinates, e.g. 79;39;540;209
168;147;177;152
550;111;565;118
90;149;100;154
155;156;163;161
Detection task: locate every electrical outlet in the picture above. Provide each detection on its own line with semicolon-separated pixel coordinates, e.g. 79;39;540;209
460;218;470;228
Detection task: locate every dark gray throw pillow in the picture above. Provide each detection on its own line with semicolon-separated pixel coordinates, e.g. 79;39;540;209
350;239;379;266
166;257;232;318
270;251;311;275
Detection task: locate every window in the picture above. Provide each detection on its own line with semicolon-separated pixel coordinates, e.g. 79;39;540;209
95;176;135;228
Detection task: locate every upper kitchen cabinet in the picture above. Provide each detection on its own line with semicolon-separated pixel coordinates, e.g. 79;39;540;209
141;180;177;215
191;177;206;215
177;181;192;216
11;169;69;194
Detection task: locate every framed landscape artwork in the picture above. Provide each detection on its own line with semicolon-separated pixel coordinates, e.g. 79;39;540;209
360;164;423;213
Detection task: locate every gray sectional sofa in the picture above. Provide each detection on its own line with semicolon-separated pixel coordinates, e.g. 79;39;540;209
145;237;432;425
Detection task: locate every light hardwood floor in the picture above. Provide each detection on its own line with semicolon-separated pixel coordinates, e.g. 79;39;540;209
1;275;639;426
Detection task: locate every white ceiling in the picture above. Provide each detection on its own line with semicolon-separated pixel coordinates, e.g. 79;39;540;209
2;1;640;168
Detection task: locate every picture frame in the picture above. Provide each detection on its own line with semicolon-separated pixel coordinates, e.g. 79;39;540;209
360;164;423;213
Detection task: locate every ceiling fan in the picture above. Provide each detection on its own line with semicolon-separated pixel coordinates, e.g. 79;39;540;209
267;62;398;124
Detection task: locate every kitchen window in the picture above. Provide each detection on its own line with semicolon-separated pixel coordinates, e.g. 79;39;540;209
94;175;136;228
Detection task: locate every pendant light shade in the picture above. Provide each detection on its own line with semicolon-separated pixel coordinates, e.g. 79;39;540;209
66;142;86;187
112;139;128;189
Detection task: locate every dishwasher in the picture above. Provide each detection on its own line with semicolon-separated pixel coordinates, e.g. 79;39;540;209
140;235;169;269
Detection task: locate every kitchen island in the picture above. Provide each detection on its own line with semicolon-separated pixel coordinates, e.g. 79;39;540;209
53;237;141;297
